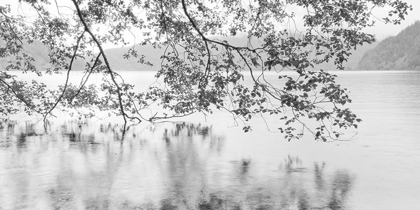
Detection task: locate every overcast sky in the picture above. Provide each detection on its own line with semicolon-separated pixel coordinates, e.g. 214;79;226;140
1;0;419;41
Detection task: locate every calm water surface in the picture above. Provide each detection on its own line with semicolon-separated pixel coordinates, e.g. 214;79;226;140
0;71;419;209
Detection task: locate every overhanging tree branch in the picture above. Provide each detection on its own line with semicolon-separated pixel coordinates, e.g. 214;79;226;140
71;0;129;131
43;30;86;125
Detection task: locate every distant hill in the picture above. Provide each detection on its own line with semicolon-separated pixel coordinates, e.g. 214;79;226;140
358;21;420;70
0;40;160;71
99;36;377;71
1;40;48;70
102;44;162;71
1;35;377;72
0;40;85;71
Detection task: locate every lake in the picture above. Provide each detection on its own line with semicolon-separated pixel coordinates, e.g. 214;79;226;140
0;71;419;209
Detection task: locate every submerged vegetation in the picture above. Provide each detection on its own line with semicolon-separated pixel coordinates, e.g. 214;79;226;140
0;0;412;140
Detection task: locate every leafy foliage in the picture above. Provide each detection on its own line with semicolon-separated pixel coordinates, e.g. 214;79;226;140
0;0;412;140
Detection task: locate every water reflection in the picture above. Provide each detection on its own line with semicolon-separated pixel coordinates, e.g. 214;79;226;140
0;121;354;209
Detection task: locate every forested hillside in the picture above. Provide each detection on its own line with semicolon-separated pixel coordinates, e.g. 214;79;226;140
358;21;420;70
